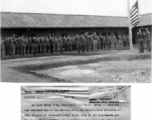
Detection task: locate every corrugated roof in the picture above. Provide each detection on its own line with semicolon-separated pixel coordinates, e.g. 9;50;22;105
0;12;151;28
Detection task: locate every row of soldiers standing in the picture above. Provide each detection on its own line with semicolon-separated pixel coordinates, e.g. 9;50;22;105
2;32;130;57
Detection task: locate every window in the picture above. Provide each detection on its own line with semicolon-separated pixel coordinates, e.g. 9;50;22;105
49;32;55;37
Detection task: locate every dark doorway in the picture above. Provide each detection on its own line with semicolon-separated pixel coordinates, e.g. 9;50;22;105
132;31;136;44
108;32;110;35
61;33;67;37
96;32;99;36
31;34;36;37
114;31;119;39
102;32;107;36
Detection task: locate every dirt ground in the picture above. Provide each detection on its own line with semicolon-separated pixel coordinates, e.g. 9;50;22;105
1;49;151;83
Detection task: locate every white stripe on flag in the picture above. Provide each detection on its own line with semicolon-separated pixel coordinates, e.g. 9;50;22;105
131;16;139;22
131;18;140;25
130;9;138;17
131;14;139;21
130;7;136;13
131;22;139;28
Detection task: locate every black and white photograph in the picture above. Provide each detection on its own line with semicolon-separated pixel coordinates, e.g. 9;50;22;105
0;0;151;83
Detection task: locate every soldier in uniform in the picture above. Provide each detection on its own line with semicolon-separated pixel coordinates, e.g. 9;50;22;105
7;37;11;56
89;34;93;51
37;37;41;54
85;32;89;51
113;35;117;49
4;38;8;56
109;36;112;48
106;35;110;49
144;28;151;52
49;37;54;54
97;35;100;50
71;36;76;51
9;37;14;57
63;36;67;52
32;37;37;55
105;35;108;49
18;37;22;55
43;37;47;53
45;37;50;53
58;37;63;53
99;35;103;49
69;36;72;52
25;37;29;54
66;37;69;52
14;37;18;55
4;37;9;56
40;37;45;55
54;37;58;52
118;35;122;48
21;36;25;56
67;36;72;52
75;34;81;53
93;33;98;52
126;35;129;47
80;33;85;53
28;37;32;54
122;35;126;48
137;28;144;53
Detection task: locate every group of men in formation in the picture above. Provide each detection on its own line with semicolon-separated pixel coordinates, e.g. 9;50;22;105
2;32;131;57
2;28;151;57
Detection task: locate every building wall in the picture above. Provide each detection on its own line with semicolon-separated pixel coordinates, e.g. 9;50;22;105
1;27;128;40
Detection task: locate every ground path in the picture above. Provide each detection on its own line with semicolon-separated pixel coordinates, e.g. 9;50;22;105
1;49;151;83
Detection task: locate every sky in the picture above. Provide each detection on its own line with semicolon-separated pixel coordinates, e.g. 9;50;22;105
0;0;152;16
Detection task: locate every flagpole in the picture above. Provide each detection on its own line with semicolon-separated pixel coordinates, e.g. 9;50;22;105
128;0;133;50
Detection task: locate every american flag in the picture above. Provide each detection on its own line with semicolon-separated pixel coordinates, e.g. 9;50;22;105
130;0;140;28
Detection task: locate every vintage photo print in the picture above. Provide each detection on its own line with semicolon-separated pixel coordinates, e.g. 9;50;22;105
1;0;151;83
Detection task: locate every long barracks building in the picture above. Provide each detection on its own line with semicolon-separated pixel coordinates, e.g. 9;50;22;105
0;12;152;44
